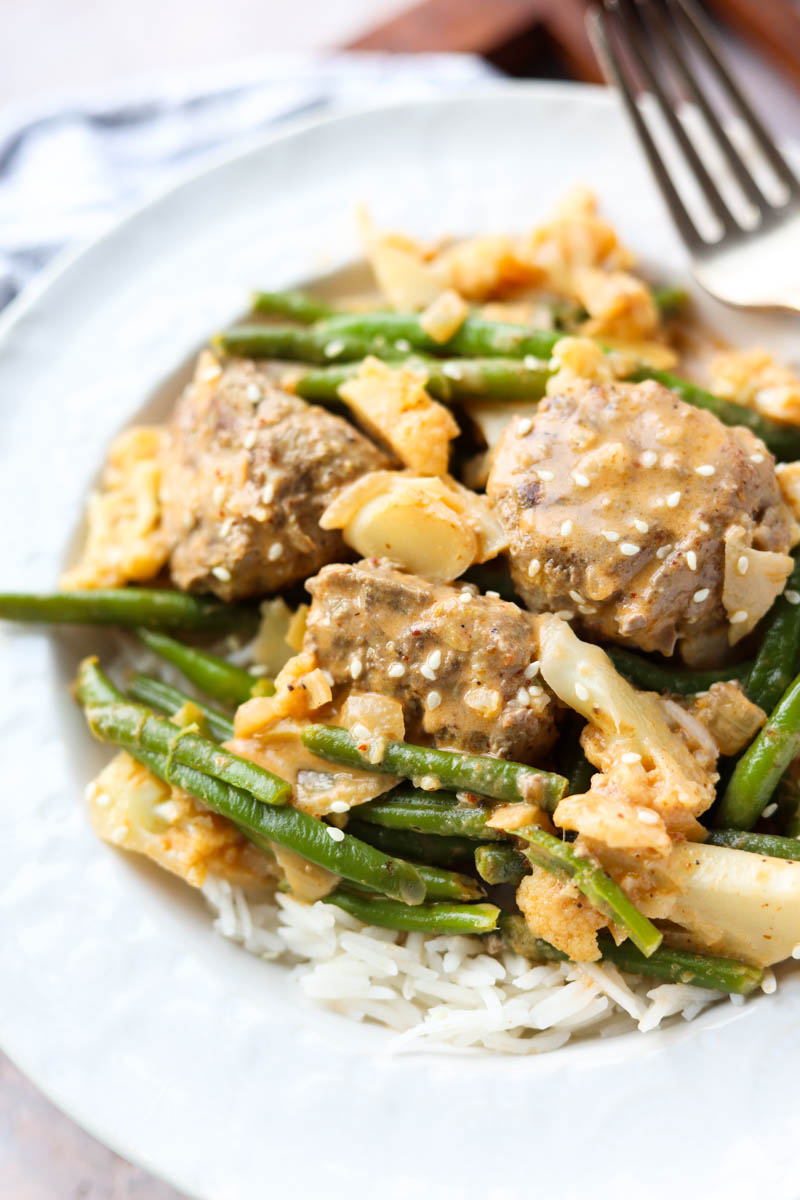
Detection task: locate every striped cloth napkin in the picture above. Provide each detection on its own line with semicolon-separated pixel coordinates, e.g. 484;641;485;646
0;52;493;312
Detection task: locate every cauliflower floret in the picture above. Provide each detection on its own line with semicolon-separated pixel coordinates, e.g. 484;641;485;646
338;356;459;476
418;288;469;343
516;866;606;962
538;615;718;851
709;348;800;425
776;461;800;523
572;266;659;342
320;469;506;582
432;234;538;300
87;751;278;888
522;187;635;296
722;524;795;643
545;335;616;396
62;425;169;588
685;681;765;757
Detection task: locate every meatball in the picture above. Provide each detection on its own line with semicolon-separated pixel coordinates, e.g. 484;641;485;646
487;380;798;657
304;559;561;763
161;356;388;600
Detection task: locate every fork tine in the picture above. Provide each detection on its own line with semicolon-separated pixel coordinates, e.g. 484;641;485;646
613;0;740;236
586;6;704;249
646;0;772;214
671;0;800;198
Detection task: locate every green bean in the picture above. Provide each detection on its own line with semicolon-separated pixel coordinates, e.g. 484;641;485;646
78;659;289;807
0;589;253;633
474;844;528;887
459;561;520;602
251;289;337;323
652;285;690;319
126;673;235;741
301;725;567;810
704;829;800;860
629;367;800;461
517;827;662;957
777;773;800;838
607;646;752;696
136;627;272;707
316;311;559;361
325;890;499;935
356;789;504;840
346;820;479;871
77;661;425;904
351;861;485;902
500;916;762;994
717;669;800;829
745;554;800;713
214;325;390;365
293;356;549;404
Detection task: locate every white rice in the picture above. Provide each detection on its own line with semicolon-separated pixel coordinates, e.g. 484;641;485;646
200;878;732;1054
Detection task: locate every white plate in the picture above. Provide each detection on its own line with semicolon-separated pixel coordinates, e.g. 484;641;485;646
1;83;799;1200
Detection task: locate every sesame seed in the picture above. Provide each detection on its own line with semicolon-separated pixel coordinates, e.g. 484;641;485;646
427;649;442;670
243;430;257;450
696;464;715;476
693;588;710;603
687;550;697;571
523;355;541;369
573;472;590;488
730;610;749;624
351;722;370;741
621;751;642;764
212;484;225;506
554;610;574;621
426;691;442;710
110;826;128;845
656;544;673;560
485;590;500;599
219;517;233;538
528;684;544;697
560;520;573;537
569;589;584;604
517;418;533;436
792;944;800;961
524;661;540;679
420;664;437;681
762;803;778;818
253;505;267;521
698;521;710;532
245;383;262;403
641;450;658;468
761;970;777;995
261;479;276;504
666;491;681;508
633;519;649;534
750;452;765;464
321;669;335;686
211;565;231;582
326;825;345;842
516;687;531;707
442;363;464;380
387;663;405;678
538;469;555;482
323;338;346;358
575;682;590;702
637;809;659;825
395;338;412;352
578;604;597;615
527;559;542;580
268;542;283;561
349;657;363;680
94;791;111;808
620;543;640;556
786;590;800;606
602;530;620;543
328;800;351;814
737;556;749;576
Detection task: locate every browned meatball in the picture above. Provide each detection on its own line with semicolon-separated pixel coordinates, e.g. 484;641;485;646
304;560;561;764
161;357;388;600
487;380;797;657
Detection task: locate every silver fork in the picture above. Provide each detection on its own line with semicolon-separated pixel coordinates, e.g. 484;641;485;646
587;0;800;312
